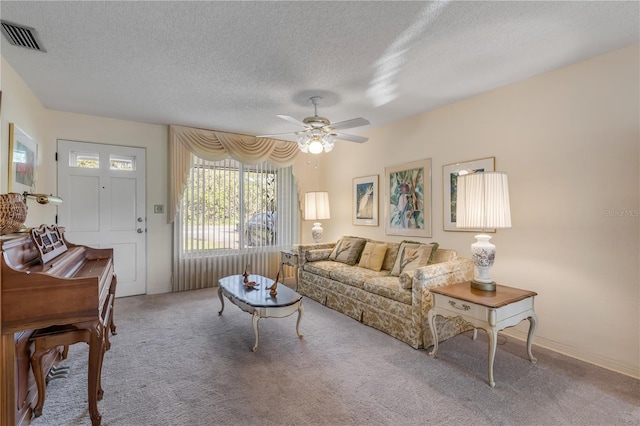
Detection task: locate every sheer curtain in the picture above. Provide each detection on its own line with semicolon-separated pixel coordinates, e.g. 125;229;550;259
169;125;299;292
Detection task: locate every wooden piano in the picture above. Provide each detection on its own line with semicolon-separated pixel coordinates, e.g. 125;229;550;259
0;225;116;426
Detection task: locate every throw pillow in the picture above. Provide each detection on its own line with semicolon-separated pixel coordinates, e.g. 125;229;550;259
398;270;414;289
306;248;333;262
329;237;366;266
390;241;439;276
358;242;388;271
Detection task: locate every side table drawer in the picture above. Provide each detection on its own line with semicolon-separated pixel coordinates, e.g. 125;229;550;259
434;293;487;320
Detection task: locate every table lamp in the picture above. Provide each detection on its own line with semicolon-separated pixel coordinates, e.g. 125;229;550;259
304;191;330;243
456;171;511;291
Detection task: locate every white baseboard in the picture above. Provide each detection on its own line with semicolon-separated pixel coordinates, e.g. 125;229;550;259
502;329;640;379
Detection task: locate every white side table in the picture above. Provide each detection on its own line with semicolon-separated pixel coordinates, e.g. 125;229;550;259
279;250;299;290
428;281;538;387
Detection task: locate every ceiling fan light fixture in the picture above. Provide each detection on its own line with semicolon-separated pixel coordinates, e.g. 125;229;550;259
297;130;336;154
297;134;310;153
259;95;369;154
308;139;324;154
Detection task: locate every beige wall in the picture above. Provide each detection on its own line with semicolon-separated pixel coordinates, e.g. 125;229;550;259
319;45;640;378
1;58;172;294
2;44;638;377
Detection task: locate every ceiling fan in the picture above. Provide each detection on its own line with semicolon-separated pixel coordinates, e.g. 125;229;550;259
258;96;370;154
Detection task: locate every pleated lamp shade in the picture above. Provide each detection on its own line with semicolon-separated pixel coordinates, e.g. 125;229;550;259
456;172;511;230
304;192;331;221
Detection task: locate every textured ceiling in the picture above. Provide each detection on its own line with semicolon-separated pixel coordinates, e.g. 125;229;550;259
1;1;638;143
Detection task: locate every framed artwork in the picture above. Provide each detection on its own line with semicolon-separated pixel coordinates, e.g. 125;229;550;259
443;156;495;231
353;174;378;226
385;158;432;237
8;123;38;193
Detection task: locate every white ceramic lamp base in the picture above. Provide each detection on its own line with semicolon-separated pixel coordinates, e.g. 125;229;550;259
470;234;496;291
311;222;323;243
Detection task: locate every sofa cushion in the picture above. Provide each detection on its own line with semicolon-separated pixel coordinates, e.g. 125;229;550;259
303;260;351;279
329;237;367;265
330;266;387;289
390;241;439;276
358;242;388;271
364;276;412;305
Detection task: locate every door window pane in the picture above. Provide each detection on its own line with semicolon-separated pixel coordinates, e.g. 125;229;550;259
69;151;99;168
110;155;136;171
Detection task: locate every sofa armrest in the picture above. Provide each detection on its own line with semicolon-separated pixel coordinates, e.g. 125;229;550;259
411;258;475;348
297;242;336;266
411;258;474;315
413;258;474;290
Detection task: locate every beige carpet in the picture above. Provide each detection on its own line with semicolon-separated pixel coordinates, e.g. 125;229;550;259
31;287;639;425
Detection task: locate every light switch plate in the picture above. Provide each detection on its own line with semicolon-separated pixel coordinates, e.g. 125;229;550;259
154;205;164;214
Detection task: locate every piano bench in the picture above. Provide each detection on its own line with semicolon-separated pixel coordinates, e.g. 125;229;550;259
29;325;105;419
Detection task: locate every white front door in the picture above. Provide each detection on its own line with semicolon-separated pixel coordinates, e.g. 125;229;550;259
57;140;146;297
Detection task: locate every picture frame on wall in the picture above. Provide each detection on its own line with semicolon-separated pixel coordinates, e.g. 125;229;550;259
385;158;432;237
8;123;38;193
353;174;379;226
443;156;495;231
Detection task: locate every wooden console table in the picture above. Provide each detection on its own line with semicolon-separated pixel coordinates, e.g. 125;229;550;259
427;281;538;387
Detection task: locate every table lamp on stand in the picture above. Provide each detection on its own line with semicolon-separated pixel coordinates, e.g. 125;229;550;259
456;171;511;291
304;191;330;243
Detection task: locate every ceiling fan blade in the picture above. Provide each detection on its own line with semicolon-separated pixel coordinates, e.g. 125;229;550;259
330;117;370;131
334;132;369;143
276;114;307;128
256;132;297;139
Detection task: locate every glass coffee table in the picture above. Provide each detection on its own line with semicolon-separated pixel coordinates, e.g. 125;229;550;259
218;274;303;352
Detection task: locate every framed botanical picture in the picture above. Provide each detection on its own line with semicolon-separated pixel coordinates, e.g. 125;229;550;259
353;174;378;226
443;156;495;231
8;123;38;193
385;158;432;237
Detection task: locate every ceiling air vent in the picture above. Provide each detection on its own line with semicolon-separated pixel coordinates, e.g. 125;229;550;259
1;20;46;52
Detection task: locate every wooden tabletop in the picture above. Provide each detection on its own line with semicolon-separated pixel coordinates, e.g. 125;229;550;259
431;281;537;308
219;274;302;308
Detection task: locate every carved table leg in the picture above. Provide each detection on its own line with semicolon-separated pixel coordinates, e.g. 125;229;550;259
487;327;498;388
296;302;304;339
427;310;439;357
527;312;538;363
218;286;225;315
252;311;260;352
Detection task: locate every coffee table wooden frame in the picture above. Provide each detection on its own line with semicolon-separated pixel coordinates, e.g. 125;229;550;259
218;274;303;352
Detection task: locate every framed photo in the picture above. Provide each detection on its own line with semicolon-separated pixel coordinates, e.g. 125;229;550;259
8;123;38;193
353;175;378;226
385;158;432;237
443;156;495;231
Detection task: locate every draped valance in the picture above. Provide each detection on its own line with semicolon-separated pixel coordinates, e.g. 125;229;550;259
168;125;299;223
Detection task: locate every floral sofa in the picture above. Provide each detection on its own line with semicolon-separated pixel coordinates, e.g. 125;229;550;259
297;237;474;349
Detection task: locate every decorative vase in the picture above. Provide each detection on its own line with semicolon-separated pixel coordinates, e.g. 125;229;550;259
0;193;27;235
470;234;496;291
311;222;323;243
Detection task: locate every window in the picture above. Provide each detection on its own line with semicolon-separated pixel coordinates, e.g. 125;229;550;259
177;155;296;255
69;151;99;168
110;154;136;171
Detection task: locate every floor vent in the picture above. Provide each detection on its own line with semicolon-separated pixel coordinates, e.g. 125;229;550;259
1;20;46;52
